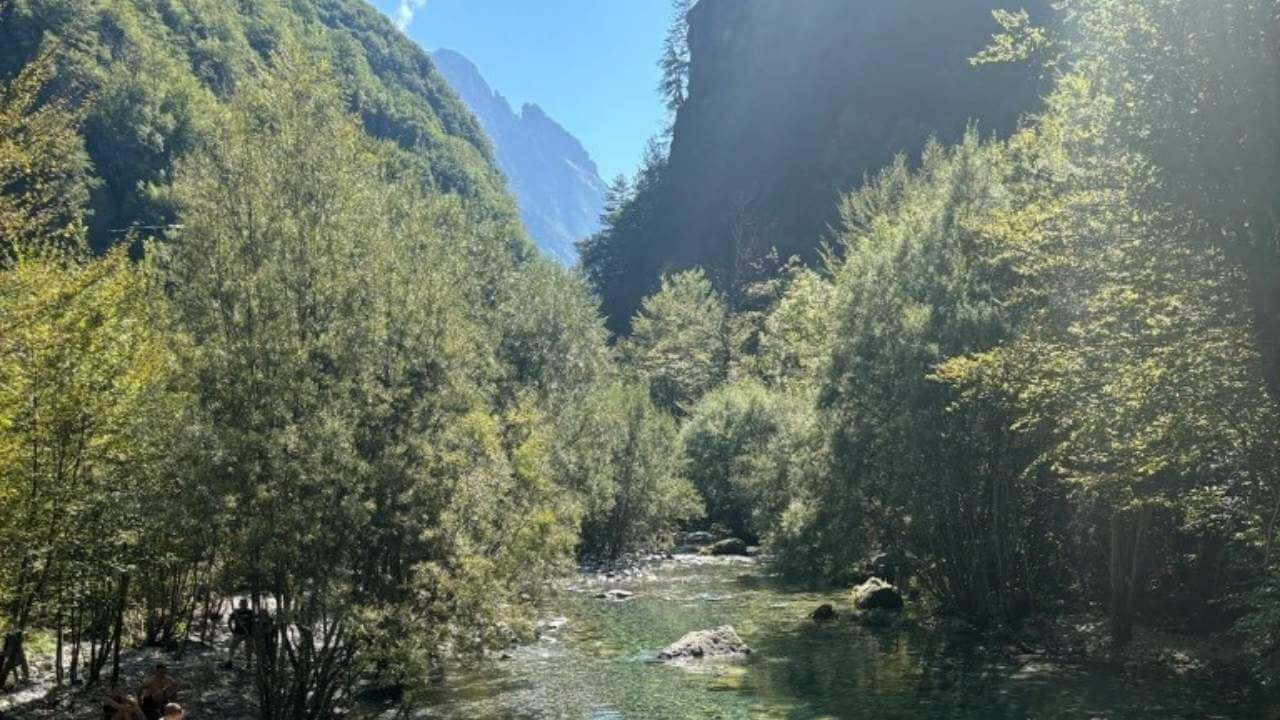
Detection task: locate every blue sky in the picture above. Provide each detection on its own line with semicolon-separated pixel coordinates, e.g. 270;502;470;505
370;0;673;181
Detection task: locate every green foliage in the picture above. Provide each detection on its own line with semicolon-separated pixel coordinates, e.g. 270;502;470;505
577;139;671;334
556;380;702;560
159;53;574;715
938;0;1280;647
694;0;1280;647
5;0;1280;706
744;395;829;577
658;0;693;115
971;9;1054;67
0;245;190;645
625;268;732;415
749;266;834;390
0;0;520;252
0;53;190;683
798;131;1063;614
0;44;92;264
679;380;786;541
491;259;611;410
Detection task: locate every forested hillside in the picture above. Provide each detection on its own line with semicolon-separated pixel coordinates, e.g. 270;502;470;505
0;0;522;252
582;0;1052;332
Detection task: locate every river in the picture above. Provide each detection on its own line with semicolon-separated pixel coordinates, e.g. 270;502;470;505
410;555;1270;719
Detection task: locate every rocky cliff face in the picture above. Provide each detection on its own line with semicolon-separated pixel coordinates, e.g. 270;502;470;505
669;0;1052;267
433;49;607;264
591;0;1052;331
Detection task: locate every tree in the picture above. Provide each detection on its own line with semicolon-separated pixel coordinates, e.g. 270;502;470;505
658;0;694;116
625;268;733;414
556;380;702;560
162;51;576;716
0;246;189;686
679;380;784;541
942;0;1280;644
799;132;1060;617
0;51;186;687
0;45;91;264
578;140;673;335
749;265;834;390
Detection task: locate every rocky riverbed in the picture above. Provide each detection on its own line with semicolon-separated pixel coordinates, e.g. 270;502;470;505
408;552;1275;719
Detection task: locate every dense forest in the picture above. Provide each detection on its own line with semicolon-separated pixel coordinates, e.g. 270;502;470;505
3;0;1280;718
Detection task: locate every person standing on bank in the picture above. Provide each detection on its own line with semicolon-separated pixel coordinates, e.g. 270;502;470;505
1;629;30;689
224;598;255;670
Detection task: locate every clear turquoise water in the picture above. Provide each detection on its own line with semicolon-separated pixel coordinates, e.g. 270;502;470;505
413;556;1271;719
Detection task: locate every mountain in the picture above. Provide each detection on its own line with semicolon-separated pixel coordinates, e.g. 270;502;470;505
0;0;522;253
584;0;1053;333
432;49;607;265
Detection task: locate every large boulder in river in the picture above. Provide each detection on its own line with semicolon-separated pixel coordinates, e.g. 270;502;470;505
852;577;904;611
659;626;751;661
701;538;749;556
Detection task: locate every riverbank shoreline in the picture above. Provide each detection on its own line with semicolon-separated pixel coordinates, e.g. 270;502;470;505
0;639;257;720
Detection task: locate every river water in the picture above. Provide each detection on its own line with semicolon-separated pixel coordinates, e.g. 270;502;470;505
412;555;1271;719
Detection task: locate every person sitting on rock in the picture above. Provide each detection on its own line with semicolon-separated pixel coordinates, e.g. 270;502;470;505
161;703;185;719
137;664;182;720
224;597;255;669
103;689;144;720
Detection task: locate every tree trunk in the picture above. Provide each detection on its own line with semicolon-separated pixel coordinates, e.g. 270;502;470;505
1108;505;1151;647
110;573;129;687
55;606;64;686
69;604;81;685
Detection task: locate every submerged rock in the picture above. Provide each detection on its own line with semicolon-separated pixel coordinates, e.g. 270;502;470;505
810;604;837;622
852;577;904;611
594;589;635;601
701;538;749;556
659;626;751;661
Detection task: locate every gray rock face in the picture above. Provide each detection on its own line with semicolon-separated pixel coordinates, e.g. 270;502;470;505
852;577;904;611
432;49;607;265
659;626;751;661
